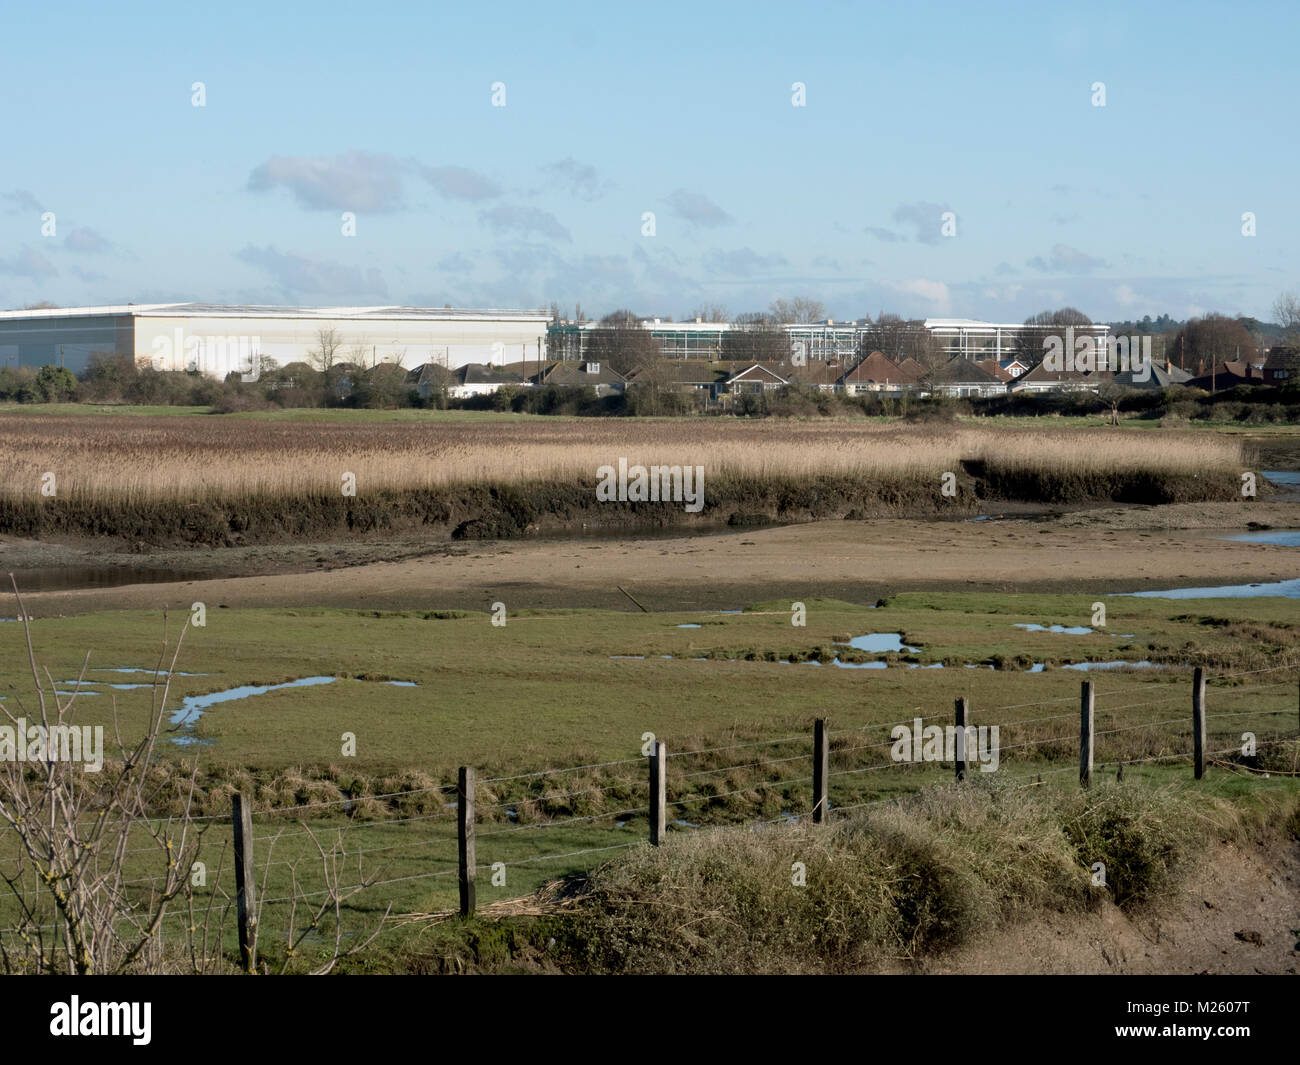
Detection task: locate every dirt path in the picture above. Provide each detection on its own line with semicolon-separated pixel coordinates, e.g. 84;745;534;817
6;501;1299;615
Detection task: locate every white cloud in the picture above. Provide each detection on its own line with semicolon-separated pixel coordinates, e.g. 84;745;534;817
235;244;387;298
248;151;406;212
885;278;951;311
477;205;571;242
664;189;733;228
419;165;501;201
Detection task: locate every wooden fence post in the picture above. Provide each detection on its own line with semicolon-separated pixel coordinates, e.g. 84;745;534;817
1079;680;1094;788
231;792;257;973
649;741;666;845
1192;667;1206;780
458;767;476;917
954;698;968;782
812;718;828;823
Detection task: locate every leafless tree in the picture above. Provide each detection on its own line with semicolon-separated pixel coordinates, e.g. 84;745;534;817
0;581;204;974
908;331;950;394
689;303;729;323
346;341;372;370
857;313;920;361
1273;292;1300;351
722;314;788;363
586;310;661;375
309;327;344;372
0;578;391;975
1013;308;1093;367
1096;380;1130;425
770;297;826;324
1167;313;1260;374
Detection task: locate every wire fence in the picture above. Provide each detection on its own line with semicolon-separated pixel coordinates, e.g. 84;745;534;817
3;663;1297;956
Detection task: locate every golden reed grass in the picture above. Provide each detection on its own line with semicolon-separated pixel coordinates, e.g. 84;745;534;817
0;415;1245;503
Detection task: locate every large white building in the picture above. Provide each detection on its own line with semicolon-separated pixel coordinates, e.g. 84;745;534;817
922;318;1111;360
546;316;1111;362
0;303;550;378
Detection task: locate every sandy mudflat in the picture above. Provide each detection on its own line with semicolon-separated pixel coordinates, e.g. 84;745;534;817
5;500;1299;616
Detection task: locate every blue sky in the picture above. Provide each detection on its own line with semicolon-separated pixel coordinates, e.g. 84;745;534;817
1;0;1295;323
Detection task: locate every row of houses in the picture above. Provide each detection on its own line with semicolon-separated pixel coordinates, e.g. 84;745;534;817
404;347;1300;405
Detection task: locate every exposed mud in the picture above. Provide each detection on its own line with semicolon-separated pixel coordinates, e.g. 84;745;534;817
893;838;1300;975
6;500;1300;616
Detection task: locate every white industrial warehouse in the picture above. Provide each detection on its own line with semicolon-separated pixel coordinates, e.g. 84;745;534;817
0;304;551;377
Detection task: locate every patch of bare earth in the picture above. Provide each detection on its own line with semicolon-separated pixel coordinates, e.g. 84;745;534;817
893;840;1300;975
9;500;1300;615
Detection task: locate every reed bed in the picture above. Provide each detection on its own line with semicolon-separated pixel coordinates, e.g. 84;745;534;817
0;415;1246;505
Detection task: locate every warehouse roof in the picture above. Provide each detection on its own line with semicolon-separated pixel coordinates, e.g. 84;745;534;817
0;303;548;321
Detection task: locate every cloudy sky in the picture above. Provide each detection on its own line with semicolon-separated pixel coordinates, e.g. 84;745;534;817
1;0;1295;323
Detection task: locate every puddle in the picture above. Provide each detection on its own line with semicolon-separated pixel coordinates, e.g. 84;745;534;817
1115;580;1300;600
168;675;419;744
170;676;337;729
1263;470;1300;485
1015;624;1135;638
5;566;218;593
58;681;156;690
844;633;919;653
1219;531;1300;547
677;624;702;629
387;680;418;687
94;667;209;676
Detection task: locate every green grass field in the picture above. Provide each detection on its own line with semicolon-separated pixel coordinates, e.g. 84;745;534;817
2;590;1295;970
3;592;1294;775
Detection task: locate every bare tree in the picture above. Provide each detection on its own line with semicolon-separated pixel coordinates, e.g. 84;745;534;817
1167;313;1261;373
346;341;372;371
1273;291;1300;351
586;310;660;375
0;582;204;974
309;327;343;372
0;579;391;975
1096;380;1130;426
856;312;948;368
908;330;950;394
770;297;827;324
689;303;729;323
722;314;788;363
1013;308;1093;367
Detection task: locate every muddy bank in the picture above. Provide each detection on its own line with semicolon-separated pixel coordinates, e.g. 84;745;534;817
0;467;1251;549
9;501;1300;616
